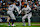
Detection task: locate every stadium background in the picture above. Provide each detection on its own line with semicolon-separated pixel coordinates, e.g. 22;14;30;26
0;0;40;22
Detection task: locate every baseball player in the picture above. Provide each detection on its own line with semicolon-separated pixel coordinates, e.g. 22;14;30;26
19;4;32;26
7;2;19;26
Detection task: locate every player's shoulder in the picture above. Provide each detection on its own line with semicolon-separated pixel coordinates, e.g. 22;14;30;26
9;5;14;8
10;5;13;7
22;8;26;10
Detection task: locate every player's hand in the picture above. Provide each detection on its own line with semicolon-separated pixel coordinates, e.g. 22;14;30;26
18;10;21;14
18;12;20;14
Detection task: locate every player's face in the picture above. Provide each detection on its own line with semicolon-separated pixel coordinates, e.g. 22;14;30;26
13;3;16;5
24;5;27;8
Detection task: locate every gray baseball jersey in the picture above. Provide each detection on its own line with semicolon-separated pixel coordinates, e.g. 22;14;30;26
19;7;32;14
8;4;19;13
7;4;19;20
21;7;32;26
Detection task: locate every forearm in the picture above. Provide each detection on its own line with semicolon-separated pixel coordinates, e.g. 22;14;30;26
15;6;19;13
19;10;22;14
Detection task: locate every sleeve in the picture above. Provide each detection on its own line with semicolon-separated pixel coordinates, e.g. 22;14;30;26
15;6;19;13
27;7;32;13
19;8;24;14
22;8;24;11
28;7;31;11
29;7;32;12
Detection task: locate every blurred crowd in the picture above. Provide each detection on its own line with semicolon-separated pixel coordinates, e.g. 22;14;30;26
0;0;40;16
0;0;40;22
